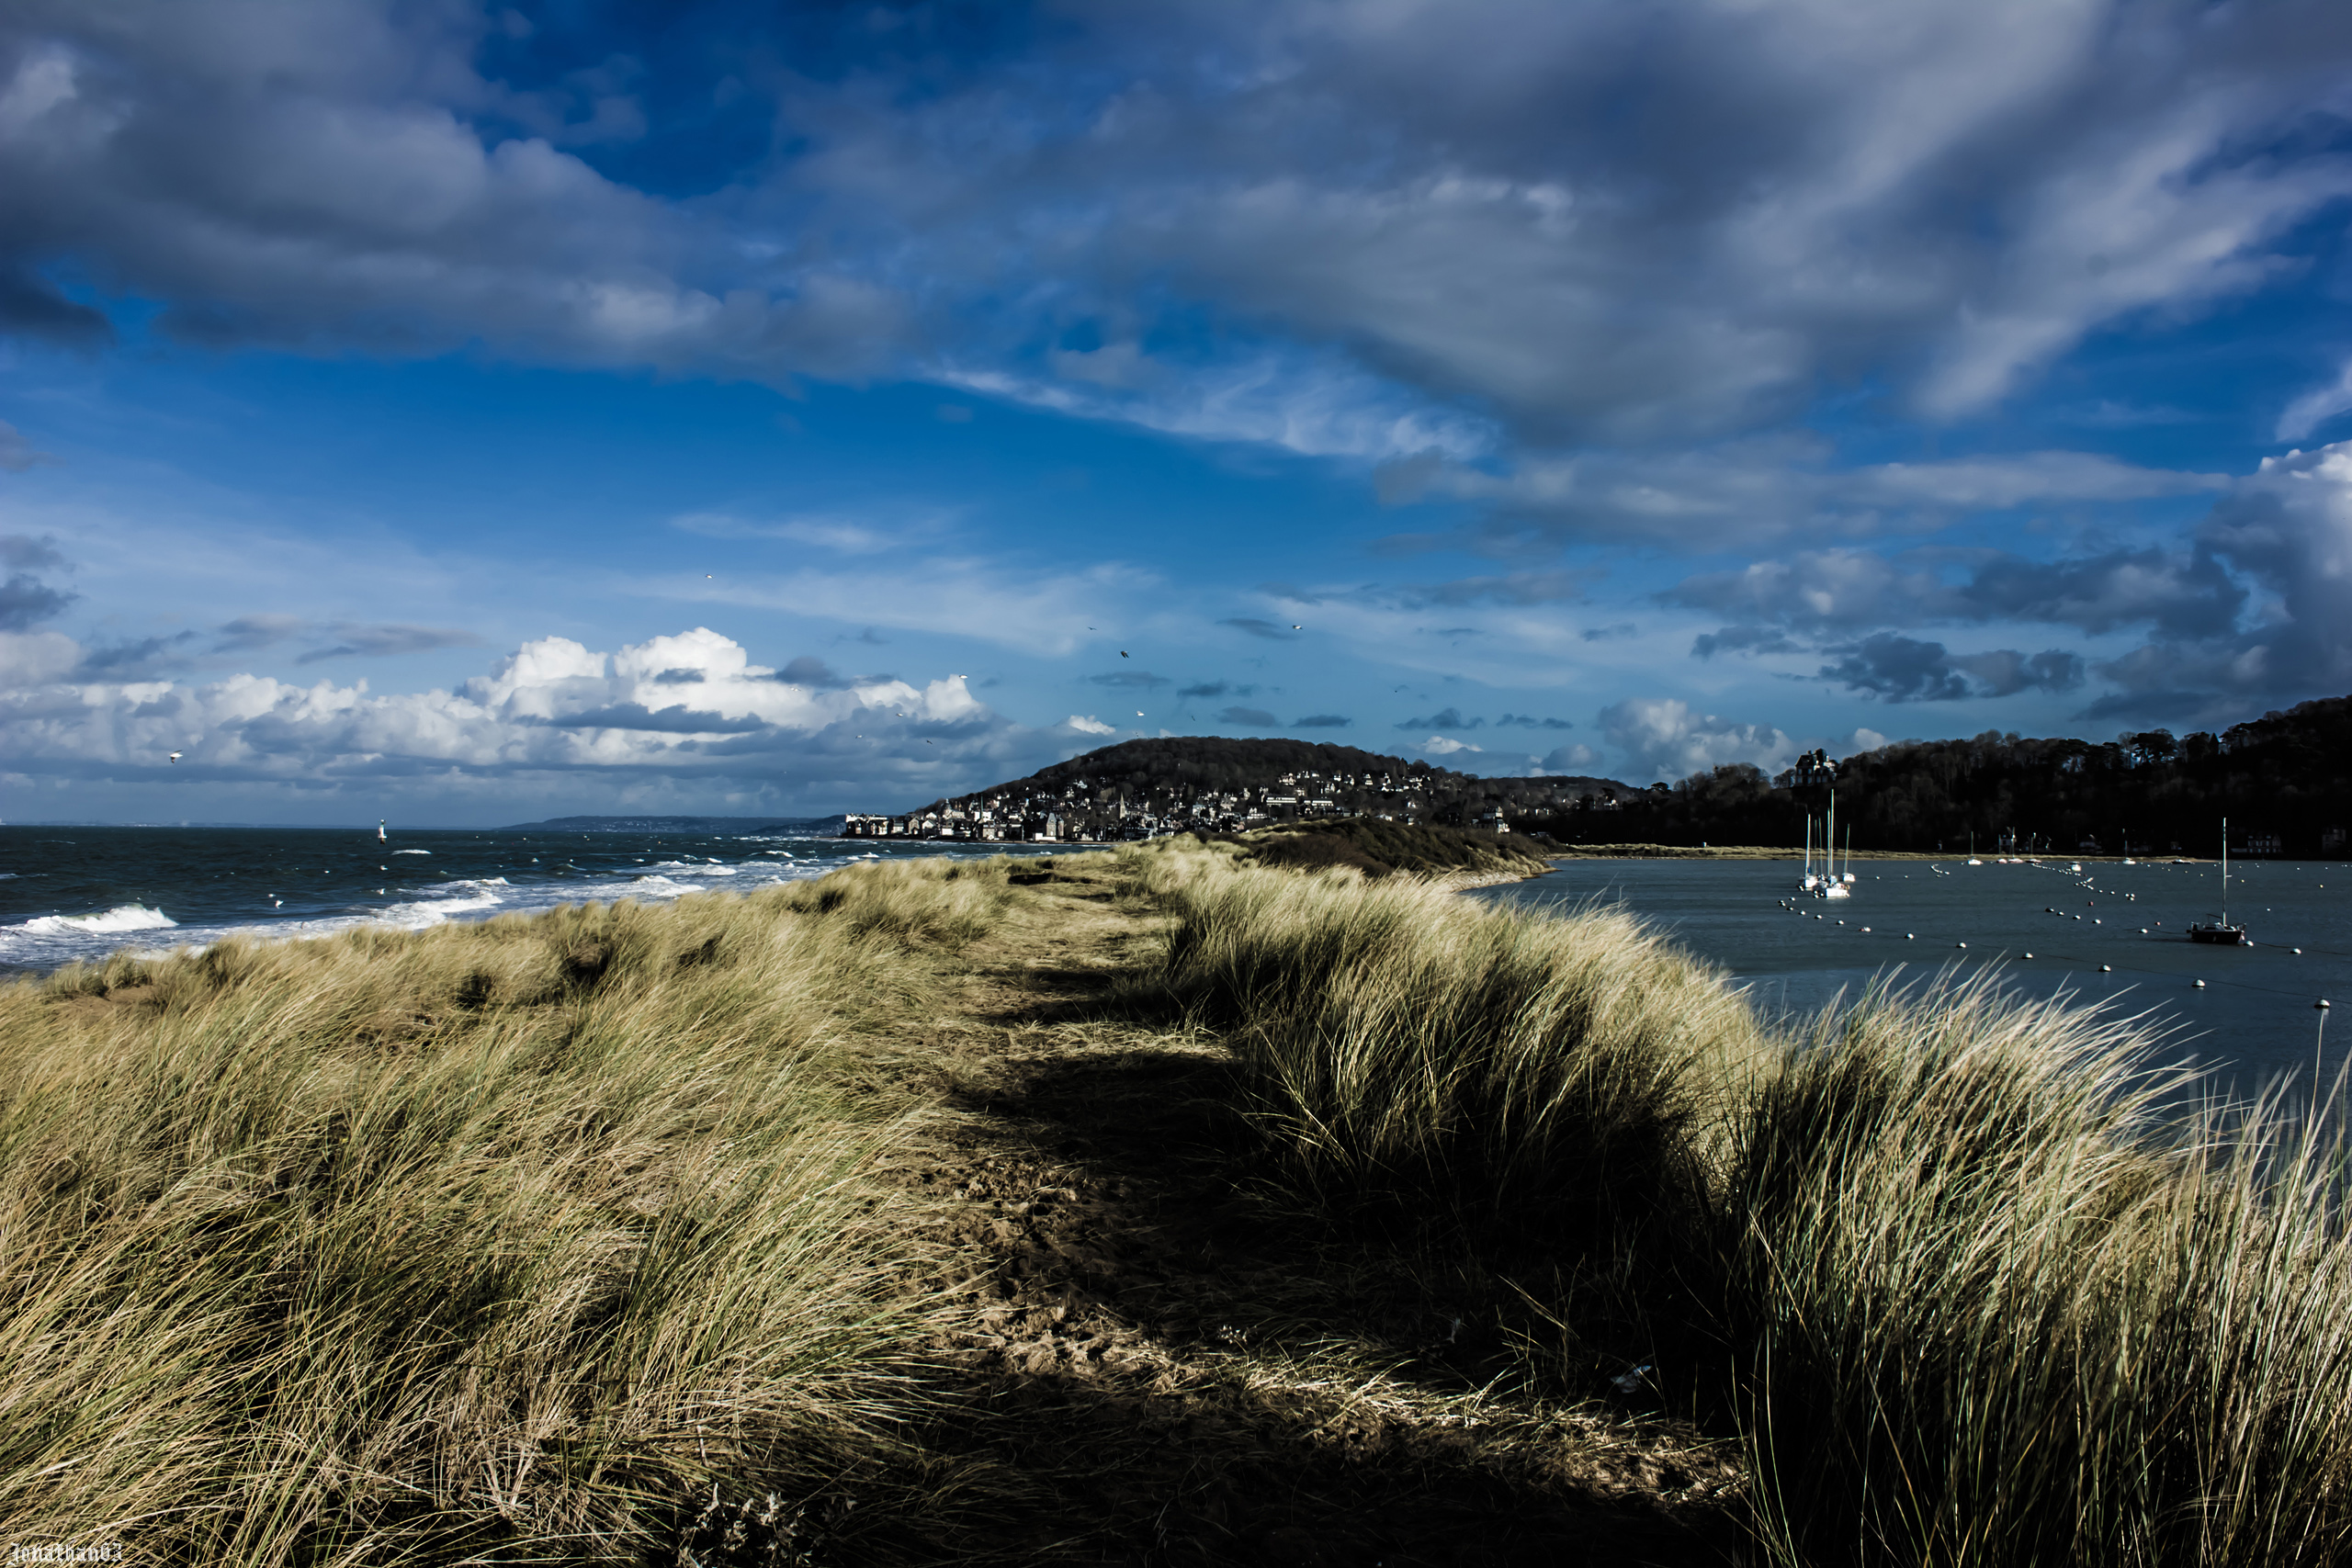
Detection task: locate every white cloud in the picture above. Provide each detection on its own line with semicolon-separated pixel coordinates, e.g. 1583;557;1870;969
0;626;1071;807
1417;735;1481;755
2277;361;2352;443
1599;697;1793;781
1065;714;1115;735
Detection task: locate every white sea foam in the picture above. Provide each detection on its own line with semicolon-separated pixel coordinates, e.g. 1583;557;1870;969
23;905;178;935
628;874;705;897
651;859;737;876
391;849;432;855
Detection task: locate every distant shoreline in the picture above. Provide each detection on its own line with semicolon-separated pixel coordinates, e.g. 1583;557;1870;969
1538;843;2224;863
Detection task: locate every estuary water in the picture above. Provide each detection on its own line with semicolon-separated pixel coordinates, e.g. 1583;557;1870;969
0;824;1051;979
9;828;2344;1096
1473;856;2350;1098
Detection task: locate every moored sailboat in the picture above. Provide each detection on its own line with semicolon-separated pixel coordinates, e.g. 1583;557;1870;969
2187;818;2246;946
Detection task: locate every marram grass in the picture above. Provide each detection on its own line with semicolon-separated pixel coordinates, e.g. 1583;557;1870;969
1140;846;2352;1568
0;859;1014;1565
16;836;2352;1566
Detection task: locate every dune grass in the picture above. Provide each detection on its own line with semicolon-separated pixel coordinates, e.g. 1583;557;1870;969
0;858;1016;1565
1139;845;2352;1567
18;833;2352;1563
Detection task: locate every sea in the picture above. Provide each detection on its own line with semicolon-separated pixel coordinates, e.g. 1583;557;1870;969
0;822;1052;980
6;827;2345;1100
1473;856;2350;1100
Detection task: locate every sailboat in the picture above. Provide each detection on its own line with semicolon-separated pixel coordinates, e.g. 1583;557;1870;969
2187;818;2246;945
1823;788;1852;898
1966;829;1982;866
1801;814;1820;893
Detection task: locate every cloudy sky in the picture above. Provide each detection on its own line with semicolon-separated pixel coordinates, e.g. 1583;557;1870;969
5;0;2351;824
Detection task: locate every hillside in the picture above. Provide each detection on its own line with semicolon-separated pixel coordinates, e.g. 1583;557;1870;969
1241;817;1557;880
1530;693;2352;856
848;737;1634;843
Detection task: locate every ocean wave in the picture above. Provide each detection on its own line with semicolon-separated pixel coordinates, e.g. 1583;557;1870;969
627;874;705;897
23;905;179;935
650;859;737;876
390;849;432;855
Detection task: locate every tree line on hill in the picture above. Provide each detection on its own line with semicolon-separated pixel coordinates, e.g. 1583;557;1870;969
1523;694;2351;856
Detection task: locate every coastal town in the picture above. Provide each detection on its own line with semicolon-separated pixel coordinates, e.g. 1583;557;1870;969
842;763;1497;842
841;739;1643;843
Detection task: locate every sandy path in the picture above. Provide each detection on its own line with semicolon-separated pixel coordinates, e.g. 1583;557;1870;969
865;858;1744;1566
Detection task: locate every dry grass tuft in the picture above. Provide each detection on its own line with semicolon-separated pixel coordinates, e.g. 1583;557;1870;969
0;863;1021;1564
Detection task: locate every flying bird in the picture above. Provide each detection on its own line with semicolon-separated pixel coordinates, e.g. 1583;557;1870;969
168;751;183;762
1120;650;1129;658
1136;710;1145;716
1292;624;1302;630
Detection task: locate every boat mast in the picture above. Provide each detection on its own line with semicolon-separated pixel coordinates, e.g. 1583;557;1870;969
2222;816;2229;928
1804;813;1813;885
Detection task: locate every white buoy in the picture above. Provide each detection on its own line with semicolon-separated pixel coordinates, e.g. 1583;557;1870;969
1956;942;1967;949
2023;952;2033;959
1906;933;1915;940
2100;964;2112;973
2194;979;2206;988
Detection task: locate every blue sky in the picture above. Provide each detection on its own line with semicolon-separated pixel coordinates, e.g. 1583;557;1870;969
4;0;2352;824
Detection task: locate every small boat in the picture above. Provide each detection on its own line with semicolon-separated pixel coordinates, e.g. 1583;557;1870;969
1800;814;1820;892
1822;790;1851;898
2187;818;2246;946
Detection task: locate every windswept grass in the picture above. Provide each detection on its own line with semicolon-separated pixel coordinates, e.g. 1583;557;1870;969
1144;846;2352;1567
0;858;1016;1564
1719;974;2352;1567
1155;857;1769;1245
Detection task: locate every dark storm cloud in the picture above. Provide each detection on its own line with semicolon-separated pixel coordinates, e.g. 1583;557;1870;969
1401;444;2225;553
1178;679;1256;699
5;1;2346;472
0;572;74;630
0;534;67;570
1691;625;1801;660
1820;633;2083;703
1294;714;1351;728
2081;444;2352;709
539;704;769;735
1397;707;1481;730
1218;705;1278;727
1218;618;1298;640
1670;544;2245;638
1088;669;1170;688
1495;714;1572;729
292;623;481;663
212;614;305;653
0;423;56;472
73;631;198;680
1404;570;1589;607
776;656;849;688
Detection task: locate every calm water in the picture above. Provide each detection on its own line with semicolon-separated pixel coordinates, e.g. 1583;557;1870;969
0;825;1057;978
10;831;2345;1094
1473;857;2350;1097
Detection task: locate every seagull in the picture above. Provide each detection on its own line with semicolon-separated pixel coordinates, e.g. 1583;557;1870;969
1292;624;1302;630
1120;650;1130;658
168;751;183;762
1136;710;1145;716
